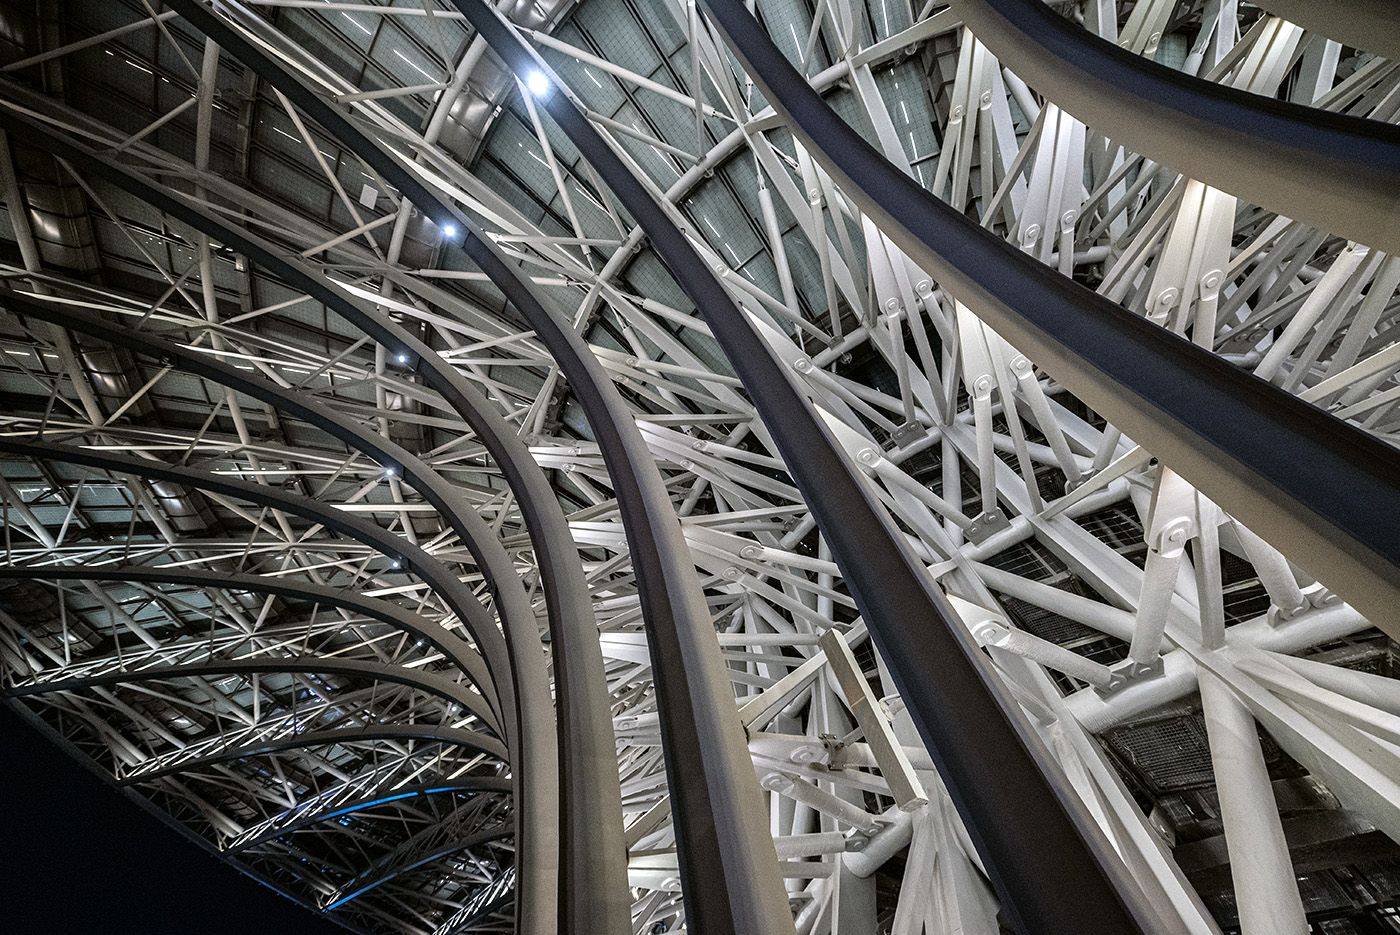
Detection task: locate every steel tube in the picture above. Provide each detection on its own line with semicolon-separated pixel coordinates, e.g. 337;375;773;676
1197;670;1308;935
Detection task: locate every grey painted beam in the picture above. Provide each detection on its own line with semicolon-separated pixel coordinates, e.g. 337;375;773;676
1252;0;1400;62
944;0;1400;253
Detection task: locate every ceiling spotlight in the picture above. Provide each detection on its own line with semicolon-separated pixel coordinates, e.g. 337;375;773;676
441;223;457;239
525;71;550;97
397;353;408;364
385;466;396;477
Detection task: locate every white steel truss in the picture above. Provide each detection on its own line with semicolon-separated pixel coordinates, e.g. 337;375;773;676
0;1;1398;934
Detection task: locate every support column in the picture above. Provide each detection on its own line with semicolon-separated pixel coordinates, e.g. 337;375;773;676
1198;669;1307;935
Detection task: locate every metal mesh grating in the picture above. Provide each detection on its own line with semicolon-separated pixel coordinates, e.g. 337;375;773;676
1103;711;1217;794
1077;504;1149;567
1298;871;1355;914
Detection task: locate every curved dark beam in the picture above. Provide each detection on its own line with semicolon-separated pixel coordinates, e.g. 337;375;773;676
0;566;492;700
942;0;1400;252
118;724;506;785
0;84;623;932
151;3;784;931
0;286;559;908
4;657;496;734
681;3;1400;925
440;2;1168;932
1252;0;1400;62
326;823;513;911
697;0;1400;629
227;779;513;855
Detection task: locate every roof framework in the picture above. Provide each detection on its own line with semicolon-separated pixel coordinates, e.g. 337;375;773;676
0;1;1398;934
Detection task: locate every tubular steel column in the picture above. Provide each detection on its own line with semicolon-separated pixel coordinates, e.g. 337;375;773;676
153;5;794;931
1198;669;1309;935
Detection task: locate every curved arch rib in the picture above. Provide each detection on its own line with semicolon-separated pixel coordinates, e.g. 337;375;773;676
0;566;491;699
0;89;624;932
430;1;1170;932
0;437;511;705
941;0;1400;252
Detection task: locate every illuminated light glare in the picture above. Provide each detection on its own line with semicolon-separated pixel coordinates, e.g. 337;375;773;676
525;71;550;97
441;223;457;238
397;354;408;363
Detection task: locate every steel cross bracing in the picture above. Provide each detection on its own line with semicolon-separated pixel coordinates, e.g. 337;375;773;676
0;1;1398;935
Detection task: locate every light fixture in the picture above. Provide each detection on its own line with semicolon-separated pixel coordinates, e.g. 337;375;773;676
525;70;550;97
385;466;396;477
441;223;457;239
397;353;408;363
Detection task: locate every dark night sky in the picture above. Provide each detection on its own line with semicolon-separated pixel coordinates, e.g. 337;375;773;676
0;703;348;934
